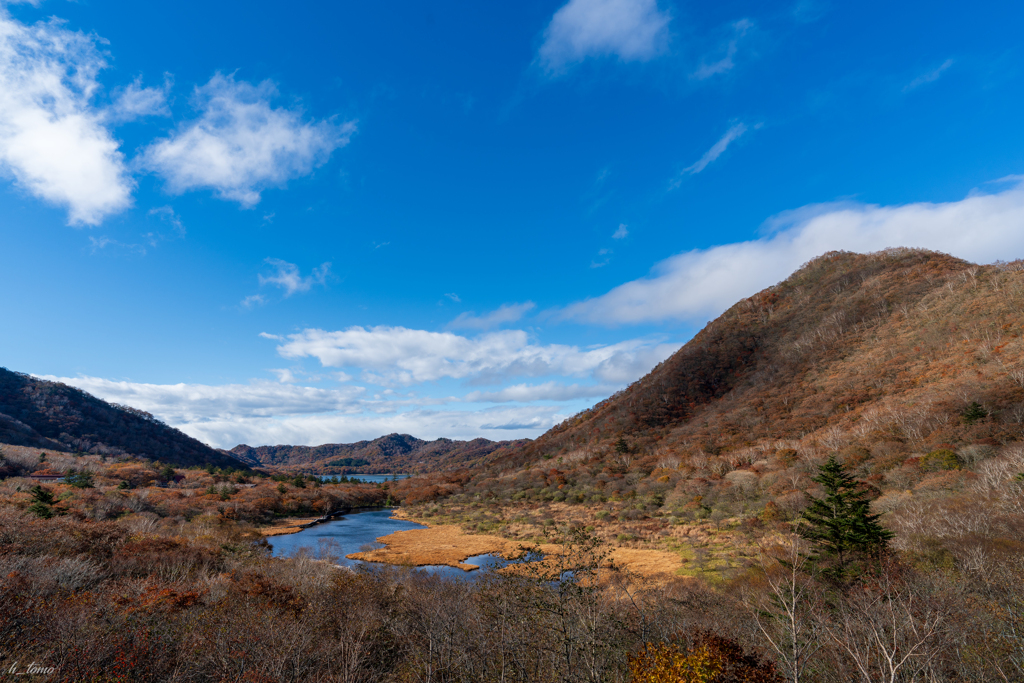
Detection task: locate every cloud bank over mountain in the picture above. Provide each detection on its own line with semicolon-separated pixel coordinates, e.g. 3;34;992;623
561;181;1024;325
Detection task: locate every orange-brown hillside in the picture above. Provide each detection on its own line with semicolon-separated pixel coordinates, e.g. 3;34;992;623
396;249;1024;516
500;248;1023;463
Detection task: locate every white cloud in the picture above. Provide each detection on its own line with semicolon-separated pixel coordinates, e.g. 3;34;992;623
240;294;266;309
672;122;749;184
464;382;617;403
269;368;298;383
41;374;569;448
538;0;670;73
106;75;171;122
41;375;366;426
904;59;954;92
272;326;679;386
612;223;629;239
258;258;331;296
560;180;1024;325
40;324;683;447
450;302;535;329
445;292;461;303
692;19;752;80
0;9;133;225
141;73;355;206
179;405;568;449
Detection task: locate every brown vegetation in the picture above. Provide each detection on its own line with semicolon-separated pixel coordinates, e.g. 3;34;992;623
0;367;244;467
7;248;1024;679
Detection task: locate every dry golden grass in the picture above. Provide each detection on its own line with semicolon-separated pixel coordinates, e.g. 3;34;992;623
346;522;523;570
259;517;320;536
347;515;684;579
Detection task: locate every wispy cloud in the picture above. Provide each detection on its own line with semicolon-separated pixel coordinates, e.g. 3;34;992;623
692;19;752;80
272;325;679;385
464;382;617;403
445;292;462;303
671;122;751;186
105;75;172;123
42;375;365;425
449;302;535;330
0;8;134;225
904;59;954;92
560;179;1024;325
538;0;671;73
258;258;331;296
141;73;355;207
88;236;146;256
240;294;266;309
148;205;185;235
612;223;629;239
591;248;612;268
40;374;583;447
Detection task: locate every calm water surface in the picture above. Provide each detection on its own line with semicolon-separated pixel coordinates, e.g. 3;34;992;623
317;474;411;484
267;508;504;580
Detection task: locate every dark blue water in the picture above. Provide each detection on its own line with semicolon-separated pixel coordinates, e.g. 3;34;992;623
267;508;505;579
317;474;410;484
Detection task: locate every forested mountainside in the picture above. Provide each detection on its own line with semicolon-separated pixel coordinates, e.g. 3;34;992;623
489;248;1018;470
0;368;244;469
397;248;1024;513
230;433;528;473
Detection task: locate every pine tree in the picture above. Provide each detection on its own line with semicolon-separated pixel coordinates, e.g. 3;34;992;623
28;485;55;519
799;456;893;578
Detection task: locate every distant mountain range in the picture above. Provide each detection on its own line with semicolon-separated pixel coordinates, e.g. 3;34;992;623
230;433;529;473
0;368;244;469
0;367;527;474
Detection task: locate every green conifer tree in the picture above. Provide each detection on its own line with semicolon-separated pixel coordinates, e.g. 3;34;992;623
799;456;893;578
28;485;55;519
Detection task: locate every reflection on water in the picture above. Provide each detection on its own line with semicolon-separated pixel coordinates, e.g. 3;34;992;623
266;508;506;580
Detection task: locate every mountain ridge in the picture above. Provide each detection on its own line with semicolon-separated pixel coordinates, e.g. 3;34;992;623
395;248;1024;511
231;433;529;473
0;367;245;469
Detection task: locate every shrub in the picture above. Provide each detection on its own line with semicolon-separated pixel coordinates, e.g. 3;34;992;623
628;630;780;683
775;449;798;466
761;500;785;522
921;449;961;472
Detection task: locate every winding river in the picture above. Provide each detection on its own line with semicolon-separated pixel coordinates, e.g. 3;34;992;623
267;508;505;579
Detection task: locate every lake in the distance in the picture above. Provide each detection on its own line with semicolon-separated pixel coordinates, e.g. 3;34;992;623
317;474;411;484
267;508;505;580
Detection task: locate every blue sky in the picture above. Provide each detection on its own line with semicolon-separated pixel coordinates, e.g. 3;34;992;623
3;0;1024;448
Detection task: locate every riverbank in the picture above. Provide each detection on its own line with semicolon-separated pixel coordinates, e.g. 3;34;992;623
259;506;395;537
260;517;321;536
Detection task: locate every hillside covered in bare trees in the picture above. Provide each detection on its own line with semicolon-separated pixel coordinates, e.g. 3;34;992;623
0;368;246;469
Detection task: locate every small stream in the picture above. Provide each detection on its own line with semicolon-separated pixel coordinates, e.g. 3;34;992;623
266;508;505;580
